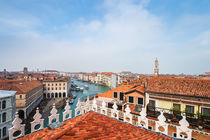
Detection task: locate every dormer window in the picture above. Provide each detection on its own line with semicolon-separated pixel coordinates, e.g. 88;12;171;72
137;97;143;105
113;92;117;98
120;92;124;101
128;96;134;103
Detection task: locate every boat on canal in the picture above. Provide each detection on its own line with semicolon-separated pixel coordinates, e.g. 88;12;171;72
69;99;74;104
76;87;80;91
84;85;89;89
73;94;77;99
80;87;84;92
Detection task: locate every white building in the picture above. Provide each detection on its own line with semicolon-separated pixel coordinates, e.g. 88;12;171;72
41;70;59;75
0;90;16;139
43;77;71;98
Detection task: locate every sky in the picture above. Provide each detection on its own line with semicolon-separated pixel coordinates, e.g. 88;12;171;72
0;0;210;74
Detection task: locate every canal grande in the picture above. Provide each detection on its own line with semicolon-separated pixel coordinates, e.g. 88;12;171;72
56;78;110;121
67;78;111;116
25;79;110;134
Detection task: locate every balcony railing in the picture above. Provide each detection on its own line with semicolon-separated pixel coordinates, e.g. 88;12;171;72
9;97;210;140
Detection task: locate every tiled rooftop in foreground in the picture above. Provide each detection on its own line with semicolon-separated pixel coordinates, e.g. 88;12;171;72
18;111;172;140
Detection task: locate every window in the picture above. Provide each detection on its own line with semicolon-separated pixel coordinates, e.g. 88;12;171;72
20;95;22;99
63;87;65;90
56;83;57;86
56;88;57;90
149;100;155;108
2;112;6;122
173;103;181;111
52;88;54;90
202;107;210;115
186;105;194;114
148;126;152;130
2;100;6;109
48;88;50;90
108;103;113;108
3;127;6;137
138;97;143;105
117;105;122;110
128;96;134;103
63;83;65;85
48;84;50;86
59;83;61;86
59;87;61;90
173;132;177;137
119;92;124;101
113;92;117;98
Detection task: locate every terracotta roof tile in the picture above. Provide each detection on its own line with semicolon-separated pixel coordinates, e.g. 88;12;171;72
147;77;210;98
19;111;172;140
0;80;42;93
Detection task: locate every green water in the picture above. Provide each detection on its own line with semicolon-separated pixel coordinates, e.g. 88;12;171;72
44;78;110;127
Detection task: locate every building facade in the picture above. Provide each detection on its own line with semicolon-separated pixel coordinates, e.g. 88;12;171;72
15;81;43;119
0;90;16;139
43;77;71;98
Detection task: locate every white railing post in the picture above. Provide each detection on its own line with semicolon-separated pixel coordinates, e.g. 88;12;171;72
155;110;168;135
48;103;59;124
124;104;132;124
138;108;148;128
100;99;107;115
177;114;192;140
111;101;119;119
84;96;90;113
75;98;82;117
91;96;97;112
63;99;72;121
9;112;25;140
31;108;44;133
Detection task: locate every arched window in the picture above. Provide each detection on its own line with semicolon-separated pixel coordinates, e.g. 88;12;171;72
55;93;58;98
63;92;66;97
59;92;62;98
2;100;6;109
3;127;6;137
2;112;6;122
48;93;50;98
51;93;54;98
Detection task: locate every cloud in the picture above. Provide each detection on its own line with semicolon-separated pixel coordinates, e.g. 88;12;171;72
0;0;210;74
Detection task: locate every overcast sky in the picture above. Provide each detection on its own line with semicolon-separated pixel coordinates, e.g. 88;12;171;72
0;0;210;74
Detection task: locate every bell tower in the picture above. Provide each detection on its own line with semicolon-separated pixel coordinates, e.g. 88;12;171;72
154;58;159;76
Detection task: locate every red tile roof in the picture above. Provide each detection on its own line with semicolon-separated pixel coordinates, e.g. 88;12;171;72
120;76;210;98
147;77;210;98
18;111;172;140
0;80;42;93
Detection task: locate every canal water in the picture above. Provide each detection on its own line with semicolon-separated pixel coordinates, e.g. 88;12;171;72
47;79;110;126
24;79;110;134
66;78;111;117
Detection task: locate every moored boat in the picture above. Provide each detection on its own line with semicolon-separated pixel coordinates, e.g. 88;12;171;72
73;94;77;99
69;99;74;104
80;87;84;92
84;85;89;89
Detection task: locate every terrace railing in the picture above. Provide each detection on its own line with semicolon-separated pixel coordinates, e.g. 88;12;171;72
9;96;209;140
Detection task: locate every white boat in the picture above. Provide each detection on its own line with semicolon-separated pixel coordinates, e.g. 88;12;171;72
76;87;80;91
73;94;77;99
84;85;89;89
70;99;74;104
80;87;84;92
